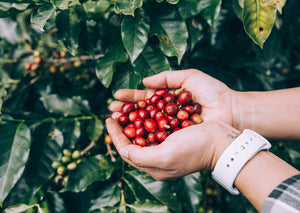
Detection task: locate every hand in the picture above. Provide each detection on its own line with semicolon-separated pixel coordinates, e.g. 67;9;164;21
106;118;240;181
110;69;235;125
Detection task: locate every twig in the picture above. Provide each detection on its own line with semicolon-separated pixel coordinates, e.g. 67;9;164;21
81;140;96;156
106;143;116;162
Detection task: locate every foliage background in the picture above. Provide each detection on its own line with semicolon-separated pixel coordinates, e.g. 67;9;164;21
0;0;299;212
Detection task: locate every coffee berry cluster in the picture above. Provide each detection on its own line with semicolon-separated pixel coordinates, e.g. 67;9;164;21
118;88;202;147
51;149;81;187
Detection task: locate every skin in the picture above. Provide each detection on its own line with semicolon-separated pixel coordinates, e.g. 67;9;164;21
106;69;300;212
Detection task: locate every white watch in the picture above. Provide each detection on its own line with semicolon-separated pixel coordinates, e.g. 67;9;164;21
212;129;271;195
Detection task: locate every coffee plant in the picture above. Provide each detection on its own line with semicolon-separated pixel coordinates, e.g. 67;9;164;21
0;0;299;212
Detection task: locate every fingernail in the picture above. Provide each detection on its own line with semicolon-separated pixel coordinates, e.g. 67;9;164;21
119;147;129;159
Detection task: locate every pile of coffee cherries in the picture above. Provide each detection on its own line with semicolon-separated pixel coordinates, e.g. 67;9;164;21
118;88;202;147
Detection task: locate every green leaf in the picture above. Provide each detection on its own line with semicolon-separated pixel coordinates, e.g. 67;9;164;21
114;0;143;16
31;3;56;32
186;18;205;51
83;0;111;19
151;5;188;64
0;18;19;44
4;203;35;213
0;122;31;206
62;155;115;192
90;183;121;211
121;9;150;62
166;0;179;4
126;169;181;213
262;0;286;13
40;94;92;117
56;9;81;55
53;0;80;10
243;0;277;48
0;3;29;18
87;117;104;141
127;200;170;213
25;121;64;194
96;41;128;88
133;44;171;79
176;173;203;213
177;0;222;27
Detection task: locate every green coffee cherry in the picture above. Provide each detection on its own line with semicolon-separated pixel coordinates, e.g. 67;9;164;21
67;162;77;171
72;150;81;160
63;149;72;156
51;161;62;170
61;175;69;186
61;155;71;164
57;166;66;175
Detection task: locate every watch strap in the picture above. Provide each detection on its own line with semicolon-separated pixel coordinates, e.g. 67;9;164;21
212;129;271;195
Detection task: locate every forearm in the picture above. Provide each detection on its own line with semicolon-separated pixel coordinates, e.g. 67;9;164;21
234;150;299;212
232;87;300;140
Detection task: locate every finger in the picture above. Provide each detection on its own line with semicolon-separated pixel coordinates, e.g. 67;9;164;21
114;89;154;102
142;69;198;89
109;101;124;112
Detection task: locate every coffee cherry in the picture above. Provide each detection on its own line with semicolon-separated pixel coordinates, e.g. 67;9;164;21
136;127;146;137
154;129;168;142
123;126;136;138
67;162;77;171
193;103;202;114
145;105;155;112
129;111;138;122
154;89;168;96
149;108;158;119
24;63;32;71
163;93;175;103
178;91;192;105
63;149;72;156
149;94;161;105
34;56;42;64
177;110;189;120
51;161;62;170
157;118;170;130
144;118;157;133
137;100;147;109
61;155;71;164
181;120;195;128
138;109;149;120
156;100;166;111
165;103;179;115
134;118;144;128
169;118;180;129
134;136;147;147
190;114;202;124
57;166;66;175
181;105;194;114
118;114;129;126
121;102;135;114
72;150;81;159
148;133;155;142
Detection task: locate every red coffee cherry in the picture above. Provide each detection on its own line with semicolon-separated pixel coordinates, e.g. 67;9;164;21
181;120;195;128
149;108;158;119
154;111;166;121
154;89;168;96
144;118;157;133
123;126;136;138
165;103;179;115
148;133;155;142
169;118;180;129
163;93;175;103
178;91;192;105
137;100;147;109
129;111;138;122
181;105;194;114
149;94;161;105
157;118;170;130
138;109;149;120
121;102;135;114
134;136;147;147
136;127;146;137
193;103;202;114
154;129;168;142
177;110;189;120
134;118;144;128
118;114;129;126
156;100;167;111
145;105;155;112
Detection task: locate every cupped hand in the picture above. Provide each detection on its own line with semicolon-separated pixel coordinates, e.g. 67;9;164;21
106;118;240;181
110;69;235;125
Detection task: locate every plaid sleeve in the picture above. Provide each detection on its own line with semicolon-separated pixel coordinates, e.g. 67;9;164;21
261;173;300;213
